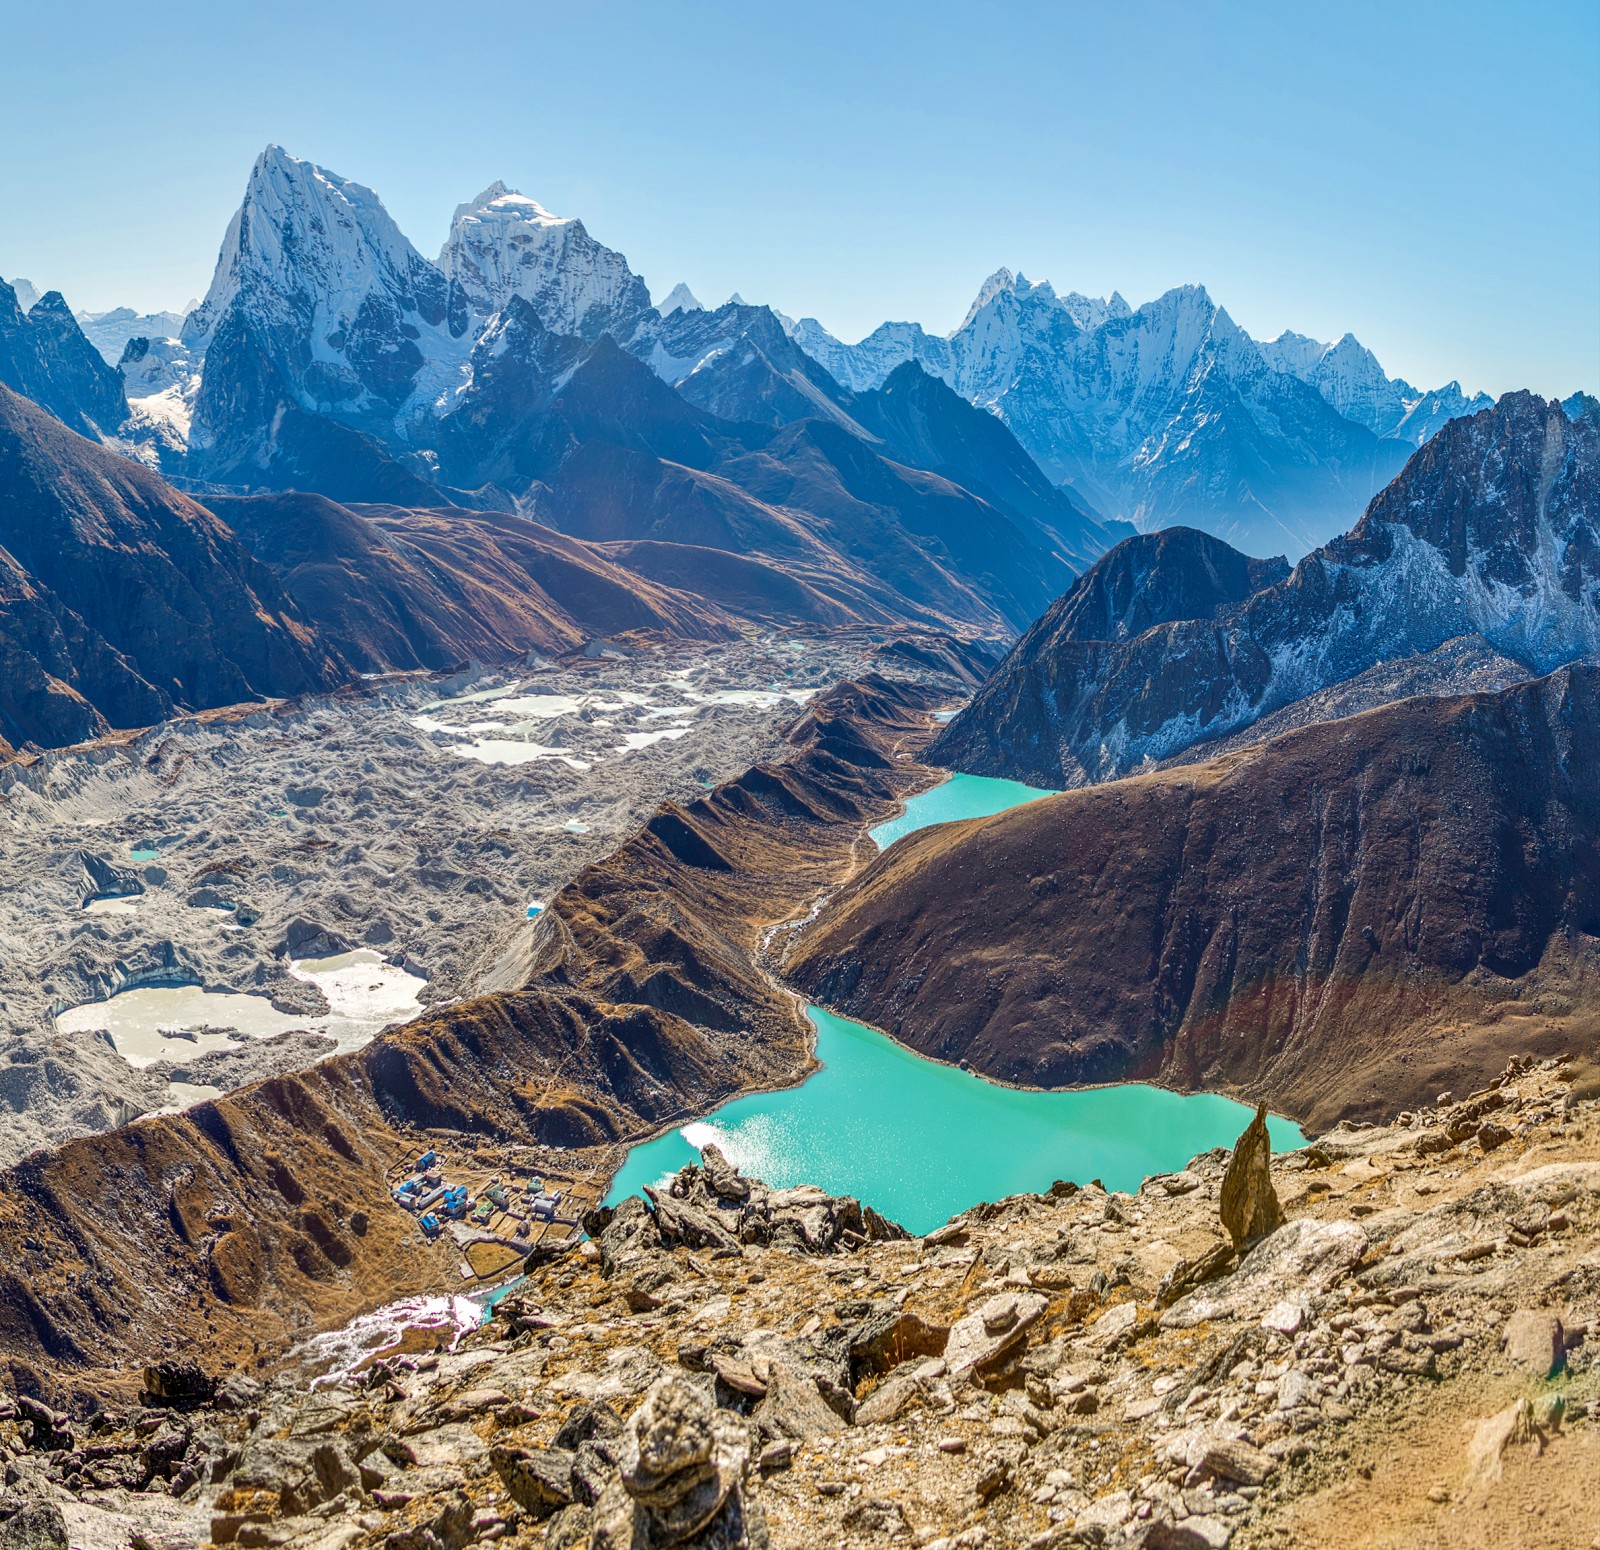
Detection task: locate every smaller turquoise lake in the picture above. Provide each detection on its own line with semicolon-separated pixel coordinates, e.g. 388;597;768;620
604;767;1304;1234
869;772;1058;849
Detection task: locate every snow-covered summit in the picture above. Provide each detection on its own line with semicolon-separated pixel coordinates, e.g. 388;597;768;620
1259;327;1493;444
183;145;452;360
656;283;703;316
7;278;41;313
438;181;651;339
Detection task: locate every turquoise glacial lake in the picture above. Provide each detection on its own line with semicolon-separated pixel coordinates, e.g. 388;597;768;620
868;771;1058;849
604;1008;1303;1234
604;766;1304;1234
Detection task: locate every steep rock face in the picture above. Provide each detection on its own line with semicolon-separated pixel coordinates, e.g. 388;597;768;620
437;182;653;340
794;273;1471;556
0;385;344;748
791;665;1600;1127
184;146;472;470
989;526;1285;655
208;492;737;671
182;303;468;504
933;394;1599;787
0;281;127;437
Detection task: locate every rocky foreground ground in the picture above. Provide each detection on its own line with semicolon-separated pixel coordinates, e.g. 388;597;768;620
2;1054;1595;1550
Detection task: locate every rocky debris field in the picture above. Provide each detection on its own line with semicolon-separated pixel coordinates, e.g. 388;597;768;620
0;632;934;1166
2;1055;1594;1550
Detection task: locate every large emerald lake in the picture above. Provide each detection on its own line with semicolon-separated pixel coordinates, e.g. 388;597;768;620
605;770;1305;1234
605;1007;1303;1234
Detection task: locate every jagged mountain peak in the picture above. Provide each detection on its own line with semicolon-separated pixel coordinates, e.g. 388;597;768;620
959;267;1017;328
183;144;445;356
439;180;651;340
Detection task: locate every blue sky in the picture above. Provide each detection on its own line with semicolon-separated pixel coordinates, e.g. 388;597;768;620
3;0;1595;396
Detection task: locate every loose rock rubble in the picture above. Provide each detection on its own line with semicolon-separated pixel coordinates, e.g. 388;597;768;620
1;1056;1595;1548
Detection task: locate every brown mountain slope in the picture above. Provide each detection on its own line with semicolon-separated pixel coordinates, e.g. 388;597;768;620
206;492;739;671
788;665;1600;1128
0;385;344;748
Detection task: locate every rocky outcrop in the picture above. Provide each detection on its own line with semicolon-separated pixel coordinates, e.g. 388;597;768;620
792;665;1600;1127
1219;1105;1284;1248
585;1144;907;1278
932;394;1599;787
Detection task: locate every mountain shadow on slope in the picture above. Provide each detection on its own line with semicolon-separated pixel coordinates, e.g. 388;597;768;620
0;385;344;750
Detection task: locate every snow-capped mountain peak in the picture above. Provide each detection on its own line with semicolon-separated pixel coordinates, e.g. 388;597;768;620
183;144;449;357
6;277;41;313
437;179;651;339
1259;324;1493;445
657;282;704;316
960;267;1018;328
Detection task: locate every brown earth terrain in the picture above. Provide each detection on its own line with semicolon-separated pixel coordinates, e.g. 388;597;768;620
788;665;1600;1130
206;493;742;673
0;384;345;752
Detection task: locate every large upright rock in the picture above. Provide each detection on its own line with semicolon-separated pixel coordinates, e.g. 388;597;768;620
593;1374;766;1548
1220;1104;1284;1249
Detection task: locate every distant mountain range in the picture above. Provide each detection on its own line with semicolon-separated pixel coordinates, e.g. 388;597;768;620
792;272;1500;556
931;390;1600;786
6;143;1585;571
0;145;1594;759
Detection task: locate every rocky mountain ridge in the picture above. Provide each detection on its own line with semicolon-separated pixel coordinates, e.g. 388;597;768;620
931;392;1600;787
